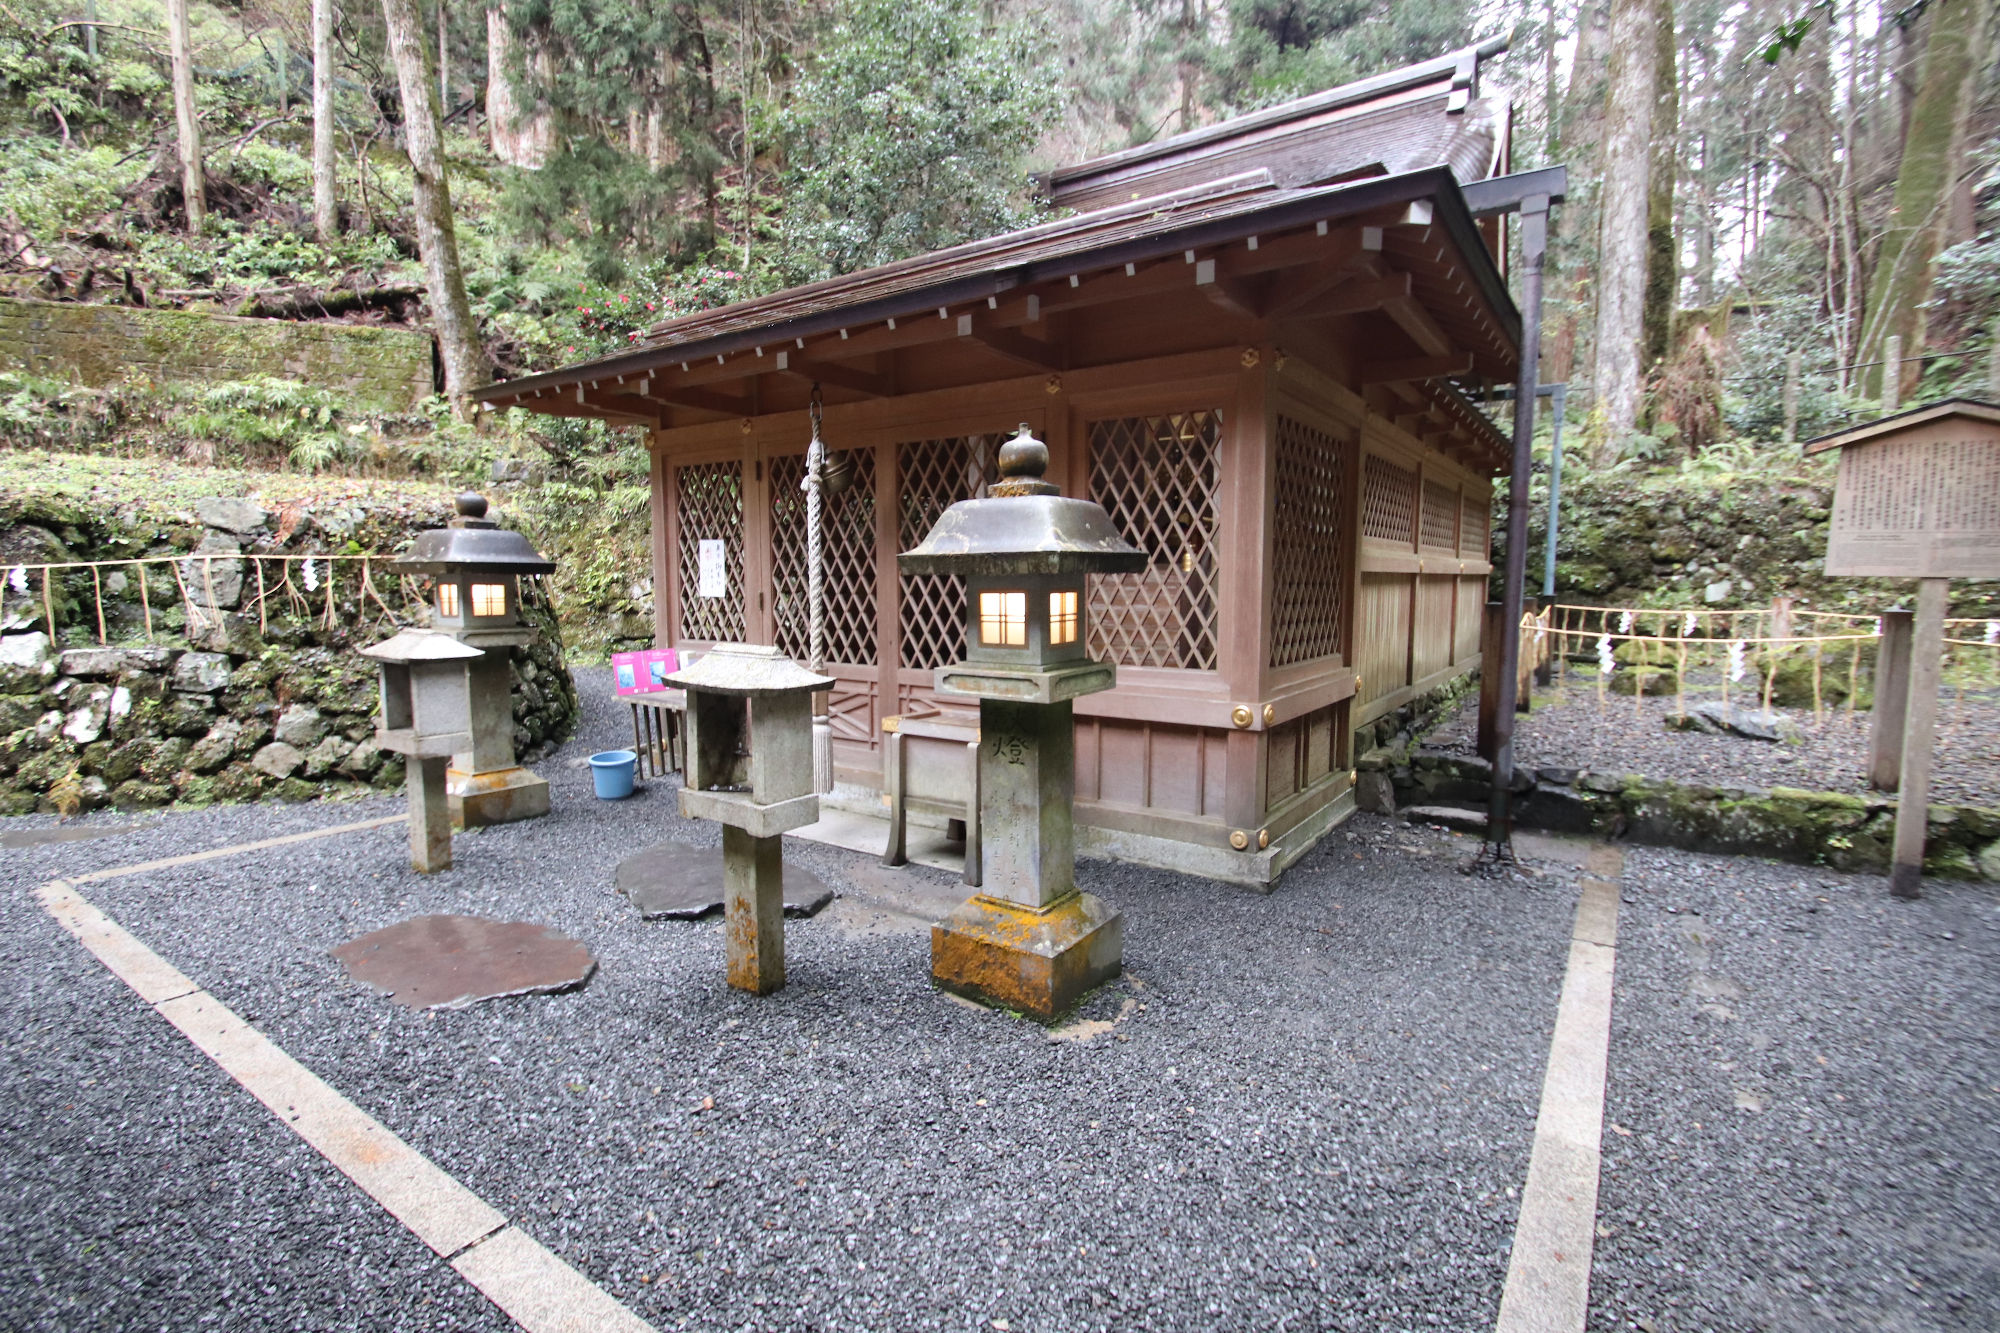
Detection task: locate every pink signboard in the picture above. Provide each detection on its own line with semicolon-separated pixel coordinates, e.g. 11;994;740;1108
611;648;679;695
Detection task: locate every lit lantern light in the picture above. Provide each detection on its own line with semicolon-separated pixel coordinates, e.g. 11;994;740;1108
392;492;558;826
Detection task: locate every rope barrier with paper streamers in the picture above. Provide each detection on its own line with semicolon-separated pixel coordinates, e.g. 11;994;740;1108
1529;603;2000;726
0;553;559;647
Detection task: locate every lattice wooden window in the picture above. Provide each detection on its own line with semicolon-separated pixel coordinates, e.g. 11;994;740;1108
675;459;745;642
769;448;878;666
1269;415;1348;668
1087;411;1221;671
1361;454;1417;545
1420;479;1460;551
1459;493;1489;557
899;436;999;669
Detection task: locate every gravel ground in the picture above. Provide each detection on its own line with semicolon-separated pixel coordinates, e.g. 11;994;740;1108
0;827;514;1331
14;668;1991;1331
1427;675;2000;809
2;668;1579;1332
1591;845;2000;1332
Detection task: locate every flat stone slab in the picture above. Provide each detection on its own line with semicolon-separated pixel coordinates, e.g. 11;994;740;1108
333;915;597;1010
1402;805;1489;834
615;842;833;920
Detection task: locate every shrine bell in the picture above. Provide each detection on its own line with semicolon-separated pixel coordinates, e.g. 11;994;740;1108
665;643;834;995
360;629;483;873
394;492;557;826
899;423;1145;1019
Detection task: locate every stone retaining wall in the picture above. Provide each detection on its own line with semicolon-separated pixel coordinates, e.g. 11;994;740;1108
1359;746;2000;881
0;296;435;413
0;499;577;815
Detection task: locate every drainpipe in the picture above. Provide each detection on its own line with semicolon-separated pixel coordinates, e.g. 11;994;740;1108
1543;382;1566;598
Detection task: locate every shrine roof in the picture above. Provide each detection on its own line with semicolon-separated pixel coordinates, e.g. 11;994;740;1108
1804;398;2000;454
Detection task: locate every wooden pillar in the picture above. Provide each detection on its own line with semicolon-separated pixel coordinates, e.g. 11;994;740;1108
649;441;674;648
1477;600;1505;761
873;438;902;739
1888;579;1946;899
1882;334;1903;413
1870;608;1913;792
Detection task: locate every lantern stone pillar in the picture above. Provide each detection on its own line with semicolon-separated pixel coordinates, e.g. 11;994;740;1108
392;492;557;827
361;629;483;873
666;643;833;995
899;424;1145;1020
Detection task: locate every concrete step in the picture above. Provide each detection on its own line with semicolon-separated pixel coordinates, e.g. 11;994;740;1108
1401;804;1489;834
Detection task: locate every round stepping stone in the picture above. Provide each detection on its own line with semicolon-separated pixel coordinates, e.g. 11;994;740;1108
615;842;833;920
334;915;597;1010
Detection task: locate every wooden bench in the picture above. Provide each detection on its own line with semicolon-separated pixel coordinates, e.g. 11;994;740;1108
625;689;686;778
881;710;981;887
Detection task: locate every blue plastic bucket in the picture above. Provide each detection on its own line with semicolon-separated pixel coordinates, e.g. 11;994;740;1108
588;750;638;799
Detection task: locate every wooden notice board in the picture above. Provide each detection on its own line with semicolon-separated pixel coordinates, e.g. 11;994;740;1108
1807;399;2000;578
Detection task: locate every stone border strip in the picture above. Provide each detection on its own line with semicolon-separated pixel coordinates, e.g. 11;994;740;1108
38;871;656;1333
1495;843;1623;1333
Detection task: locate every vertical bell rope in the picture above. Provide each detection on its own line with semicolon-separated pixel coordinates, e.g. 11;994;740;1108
803;386;827;676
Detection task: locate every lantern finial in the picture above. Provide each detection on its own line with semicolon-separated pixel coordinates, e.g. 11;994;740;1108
453;492;493;525
992;424;1059;498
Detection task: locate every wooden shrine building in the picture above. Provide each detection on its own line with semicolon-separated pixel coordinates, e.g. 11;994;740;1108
477;41;1525;886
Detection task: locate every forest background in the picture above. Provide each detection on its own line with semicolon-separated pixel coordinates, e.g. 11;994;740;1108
0;0;1996;640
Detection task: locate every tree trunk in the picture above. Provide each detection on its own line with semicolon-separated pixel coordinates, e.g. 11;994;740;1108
381;0;490;410
166;0;205;232
1858;0;1989;400
1591;0;1657;448
1558;0;1612;399
486;6;552;167
312;0;338;243
438;0;450;111
1641;0;1678;375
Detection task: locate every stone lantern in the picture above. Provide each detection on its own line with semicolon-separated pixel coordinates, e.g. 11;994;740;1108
665;643;834;995
899;423;1146;1019
393;492;557;827
361;629;483;873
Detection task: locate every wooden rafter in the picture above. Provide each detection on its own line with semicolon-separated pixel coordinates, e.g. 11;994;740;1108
773;349;888;397
955;313;1065;371
1361;352;1474;385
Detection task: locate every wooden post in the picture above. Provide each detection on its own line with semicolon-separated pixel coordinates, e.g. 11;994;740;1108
1882;334;1902;413
1870;608;1913;791
1888;580;1946;899
1477;600;1505;760
1516;608;1534;712
1770;594;1793;642
1782;350;1801;444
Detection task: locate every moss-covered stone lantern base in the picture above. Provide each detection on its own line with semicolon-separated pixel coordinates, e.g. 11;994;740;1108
930;892;1124;1021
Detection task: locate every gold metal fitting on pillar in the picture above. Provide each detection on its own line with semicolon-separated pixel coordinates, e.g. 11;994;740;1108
1231;705;1253;728
1229;830;1249;850
1262;704;1275;725
1258;829;1270;850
